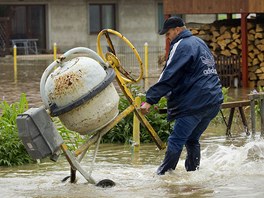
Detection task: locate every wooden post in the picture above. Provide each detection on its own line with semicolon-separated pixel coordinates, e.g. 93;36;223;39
144;42;149;91
241;13;249;88
13;45;17;83
249;94;256;136
261;96;264;137
164;14;171;59
53;42;57;61
133;96;141;152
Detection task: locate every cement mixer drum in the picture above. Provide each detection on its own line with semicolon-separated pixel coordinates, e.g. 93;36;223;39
44;56;119;135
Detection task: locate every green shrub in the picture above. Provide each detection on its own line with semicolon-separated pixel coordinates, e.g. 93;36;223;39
102;85;172;144
211;86;232;124
0;93;33;166
0;86;231;167
53;117;86;151
253;86;264;116
104;86;231;143
0;93;86;166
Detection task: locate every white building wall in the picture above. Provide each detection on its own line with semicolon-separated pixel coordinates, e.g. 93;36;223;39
48;0;88;51
1;0;217;52
185;14;217;24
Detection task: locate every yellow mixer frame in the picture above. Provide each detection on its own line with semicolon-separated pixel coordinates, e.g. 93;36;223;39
59;29;166;184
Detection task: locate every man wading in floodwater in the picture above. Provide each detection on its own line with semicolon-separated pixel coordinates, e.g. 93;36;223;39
140;16;223;175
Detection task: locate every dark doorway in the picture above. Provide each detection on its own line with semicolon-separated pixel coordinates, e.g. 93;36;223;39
0;5;46;53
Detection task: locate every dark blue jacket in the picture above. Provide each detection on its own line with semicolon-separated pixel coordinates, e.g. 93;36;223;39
146;29;223;121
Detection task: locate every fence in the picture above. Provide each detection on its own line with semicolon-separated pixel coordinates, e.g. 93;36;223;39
215;55;241;88
9;43;242;90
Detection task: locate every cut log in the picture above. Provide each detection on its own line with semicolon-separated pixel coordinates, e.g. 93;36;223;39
220;50;231;56
248;65;258;72
198;30;206;35
253;48;260;55
231;27;237;33
255;68;262;74
248;52;255;59
210;42;219;51
202;24;210;31
255;32;264;39
210;25;217;32
220;26;227;34
256;24;264;32
260;66;264;73
218;39;228;50
248;33;255;41
257;74;264;80
230;48;239;55
252;58;260;66
232;33;240;40
235;39;241;44
249;81;256;88
249;72;257;80
249;29;256;34
247;22;255;30
256;44;264;51
255;39;261;45
228;42;238;49
199;34;212;41
258;53;264;62
248;44;255;52
222;31;232;39
257;80;264;87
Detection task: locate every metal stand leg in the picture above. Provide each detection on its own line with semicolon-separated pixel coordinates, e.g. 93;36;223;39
226;108;235;137
238;107;250;136
70;168;76;183
260;97;264;137
250;98;256;137
70;146;90;183
61;144;96;184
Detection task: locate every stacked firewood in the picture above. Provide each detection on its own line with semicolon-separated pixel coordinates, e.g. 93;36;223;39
189;20;264;87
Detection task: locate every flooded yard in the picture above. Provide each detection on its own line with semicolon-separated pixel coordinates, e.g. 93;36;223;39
1;55;264;197
1;139;264;198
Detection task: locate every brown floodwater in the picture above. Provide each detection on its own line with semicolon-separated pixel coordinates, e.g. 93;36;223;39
1;56;264;198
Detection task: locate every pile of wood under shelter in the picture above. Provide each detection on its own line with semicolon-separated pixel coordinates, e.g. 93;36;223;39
189;19;264;88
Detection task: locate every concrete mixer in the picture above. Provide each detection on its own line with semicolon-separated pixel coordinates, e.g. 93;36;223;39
17;29;165;187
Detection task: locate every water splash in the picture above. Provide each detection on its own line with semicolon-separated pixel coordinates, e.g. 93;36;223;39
1;139;264;197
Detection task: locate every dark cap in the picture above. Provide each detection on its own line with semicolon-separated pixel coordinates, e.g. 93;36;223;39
159;16;185;35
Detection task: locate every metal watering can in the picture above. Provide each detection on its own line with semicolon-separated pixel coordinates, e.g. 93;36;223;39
17;29;165;187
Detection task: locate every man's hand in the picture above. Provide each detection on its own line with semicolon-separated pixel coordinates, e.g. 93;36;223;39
140;102;152;115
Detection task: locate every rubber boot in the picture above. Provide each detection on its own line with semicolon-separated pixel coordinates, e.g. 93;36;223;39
157;150;182;175
185;143;200;171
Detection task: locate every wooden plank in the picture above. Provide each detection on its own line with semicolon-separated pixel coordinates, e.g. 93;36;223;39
163;0;264;14
158;100;251;114
248;0;264;12
221;100;250;109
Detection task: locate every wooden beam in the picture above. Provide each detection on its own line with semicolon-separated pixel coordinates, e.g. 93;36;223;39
241;13;249;88
164;14;171;59
220;100;250;109
163;0;264;14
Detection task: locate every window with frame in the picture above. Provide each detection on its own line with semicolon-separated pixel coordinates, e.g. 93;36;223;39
89;4;116;34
